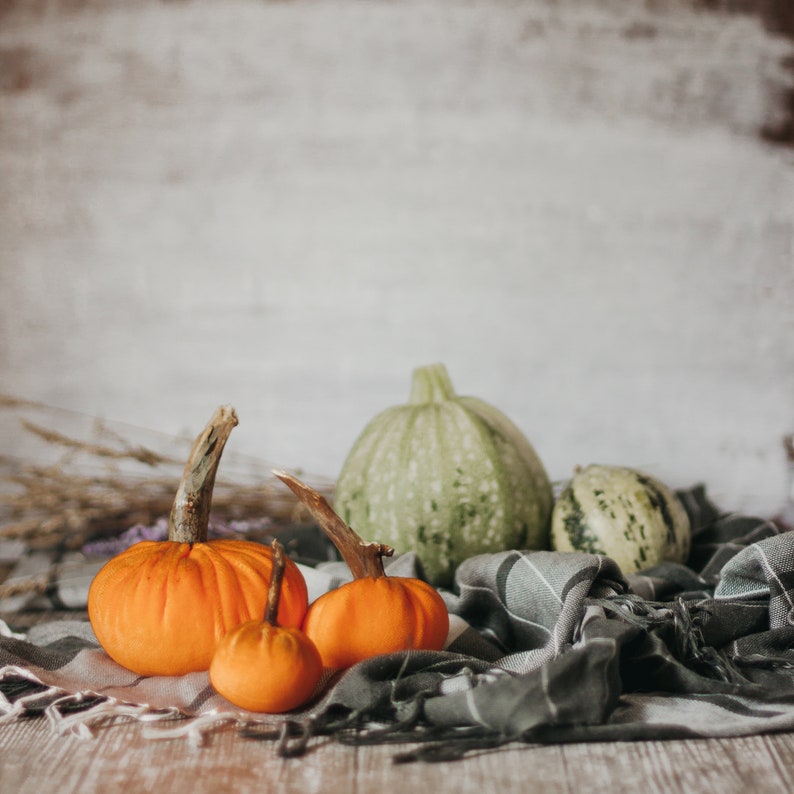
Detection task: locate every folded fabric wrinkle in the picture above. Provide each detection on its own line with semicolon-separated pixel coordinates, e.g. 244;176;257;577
1;485;792;761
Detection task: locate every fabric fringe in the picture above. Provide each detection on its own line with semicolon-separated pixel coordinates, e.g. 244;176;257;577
1;659;494;758
597;594;744;683
239;711;513;763
0;666;62;723
141;712;281;749
45;695;183;740
0;664;250;743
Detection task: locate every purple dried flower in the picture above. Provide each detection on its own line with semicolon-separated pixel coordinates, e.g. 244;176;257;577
82;515;275;557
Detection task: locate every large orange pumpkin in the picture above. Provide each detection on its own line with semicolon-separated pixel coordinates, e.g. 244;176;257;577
88;407;308;677
274;471;449;669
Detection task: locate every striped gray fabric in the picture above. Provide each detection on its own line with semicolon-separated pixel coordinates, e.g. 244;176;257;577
2;486;794;761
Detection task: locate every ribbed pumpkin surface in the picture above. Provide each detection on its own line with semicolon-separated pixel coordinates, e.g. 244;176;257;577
302;575;449;669
334;364;553;587
87;539;308;677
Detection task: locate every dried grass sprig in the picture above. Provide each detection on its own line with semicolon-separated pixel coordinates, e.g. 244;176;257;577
0;396;334;551
20;420;177;467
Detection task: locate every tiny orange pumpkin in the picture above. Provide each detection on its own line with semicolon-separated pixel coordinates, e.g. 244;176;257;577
274;470;449;670
210;539;323;713
87;407;309;677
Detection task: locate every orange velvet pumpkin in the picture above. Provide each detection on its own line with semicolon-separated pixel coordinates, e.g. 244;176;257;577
87;407;309;677
274;471;449;669
302;573;448;669
210;540;323;713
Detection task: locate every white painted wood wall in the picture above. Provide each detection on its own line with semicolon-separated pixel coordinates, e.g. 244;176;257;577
1;0;792;517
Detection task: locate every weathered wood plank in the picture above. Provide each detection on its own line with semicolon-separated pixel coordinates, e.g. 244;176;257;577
4;718;794;794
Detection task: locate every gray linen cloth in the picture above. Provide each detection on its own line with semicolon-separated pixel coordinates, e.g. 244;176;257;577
1;486;792;762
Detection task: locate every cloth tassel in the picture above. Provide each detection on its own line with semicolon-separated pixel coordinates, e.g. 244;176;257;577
45;694;183;739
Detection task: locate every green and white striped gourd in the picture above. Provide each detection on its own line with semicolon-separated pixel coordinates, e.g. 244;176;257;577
334;363;553;587
550;464;691;574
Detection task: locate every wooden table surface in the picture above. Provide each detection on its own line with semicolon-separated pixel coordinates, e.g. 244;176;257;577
5;512;794;792
3;599;794;791
3;713;794;793
4;585;794;792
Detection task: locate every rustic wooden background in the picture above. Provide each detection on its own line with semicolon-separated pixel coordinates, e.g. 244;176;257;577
0;0;792;518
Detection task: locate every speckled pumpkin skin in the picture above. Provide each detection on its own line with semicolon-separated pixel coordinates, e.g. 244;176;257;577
334;364;553;587
550;464;691;574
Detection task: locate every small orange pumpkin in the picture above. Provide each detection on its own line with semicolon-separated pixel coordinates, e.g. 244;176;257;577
87;407;309;677
210;539;323;713
274;470;449;669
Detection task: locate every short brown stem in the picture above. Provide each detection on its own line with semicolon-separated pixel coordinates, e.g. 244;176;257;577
168;405;238;544
265;539;285;626
272;470;392;579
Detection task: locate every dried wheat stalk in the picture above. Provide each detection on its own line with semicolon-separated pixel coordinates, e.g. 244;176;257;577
0;396;334;551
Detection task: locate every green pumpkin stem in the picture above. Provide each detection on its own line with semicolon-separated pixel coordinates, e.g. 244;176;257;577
168;405;239;544
409;362;456;404
273;470;393;579
264;540;286;625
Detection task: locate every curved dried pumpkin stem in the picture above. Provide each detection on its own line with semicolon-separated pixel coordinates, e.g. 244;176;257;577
273;470;393;579
264;539;285;626
168;405;239;544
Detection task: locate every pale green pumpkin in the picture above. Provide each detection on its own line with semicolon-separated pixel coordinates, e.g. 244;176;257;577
334;363;553;587
550;464;691;574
